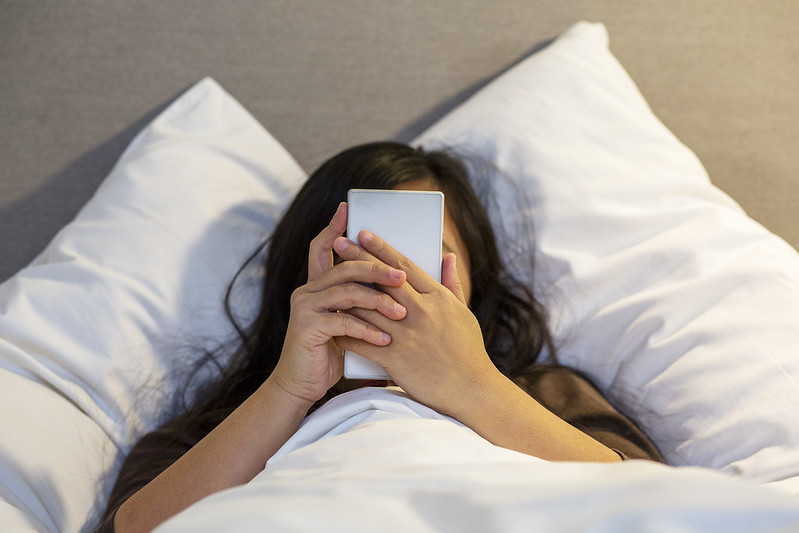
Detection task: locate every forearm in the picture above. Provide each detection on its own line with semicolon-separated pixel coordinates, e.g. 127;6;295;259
453;370;621;463
114;376;312;533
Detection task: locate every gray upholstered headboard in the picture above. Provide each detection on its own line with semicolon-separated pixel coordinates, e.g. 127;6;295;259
2;1;797;283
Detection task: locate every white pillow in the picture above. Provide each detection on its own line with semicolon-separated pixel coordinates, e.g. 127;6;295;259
0;77;306;531
415;21;799;488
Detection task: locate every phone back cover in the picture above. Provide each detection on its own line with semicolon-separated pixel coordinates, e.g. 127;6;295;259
344;189;444;379
347;189;443;281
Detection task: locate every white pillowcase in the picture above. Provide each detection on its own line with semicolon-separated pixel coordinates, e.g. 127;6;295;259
0;77;306;531
415;22;799;487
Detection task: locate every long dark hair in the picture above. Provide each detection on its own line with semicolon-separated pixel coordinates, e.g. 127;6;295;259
96;141;554;531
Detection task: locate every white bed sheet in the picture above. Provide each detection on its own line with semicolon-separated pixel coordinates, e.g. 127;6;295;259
155;388;799;533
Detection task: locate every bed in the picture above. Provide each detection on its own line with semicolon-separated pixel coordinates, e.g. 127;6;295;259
2;4;799;532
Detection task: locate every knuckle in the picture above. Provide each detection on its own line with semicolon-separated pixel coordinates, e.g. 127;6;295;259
342;313;364;334
397;254;414;271
381;294;398;313
340;283;359;305
348;244;366;259
289;286;304;306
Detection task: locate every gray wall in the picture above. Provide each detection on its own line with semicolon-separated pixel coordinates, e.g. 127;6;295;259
2;1;797;282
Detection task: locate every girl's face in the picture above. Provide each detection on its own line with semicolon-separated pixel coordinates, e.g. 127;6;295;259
393;179;472;304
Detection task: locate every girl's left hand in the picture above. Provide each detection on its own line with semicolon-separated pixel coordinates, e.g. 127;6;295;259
333;230;500;417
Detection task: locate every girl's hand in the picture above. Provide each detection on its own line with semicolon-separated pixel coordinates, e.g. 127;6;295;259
271;204;407;407
333;230;500;418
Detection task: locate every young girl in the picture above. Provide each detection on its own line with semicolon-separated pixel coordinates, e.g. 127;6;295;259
98;142;661;532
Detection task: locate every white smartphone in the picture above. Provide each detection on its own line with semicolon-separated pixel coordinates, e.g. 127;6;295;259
343;189;444;380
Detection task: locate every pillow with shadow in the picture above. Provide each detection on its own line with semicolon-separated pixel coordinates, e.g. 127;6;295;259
414;21;799;493
0;77;306;531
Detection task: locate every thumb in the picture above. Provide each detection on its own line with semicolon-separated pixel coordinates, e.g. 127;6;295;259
441;252;466;304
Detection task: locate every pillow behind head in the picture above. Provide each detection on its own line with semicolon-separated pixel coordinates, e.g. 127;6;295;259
414;21;799;490
0;77;307;530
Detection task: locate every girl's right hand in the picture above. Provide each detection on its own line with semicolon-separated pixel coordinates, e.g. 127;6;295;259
332;231;495;418
270;202;408;407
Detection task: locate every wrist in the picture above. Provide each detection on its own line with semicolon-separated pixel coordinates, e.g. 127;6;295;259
451;369;622;462
261;375;317;416
448;364;508;422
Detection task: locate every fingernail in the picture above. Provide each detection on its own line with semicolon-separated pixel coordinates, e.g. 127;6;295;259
381;332;391;344
361;230;373;243
389;268;404;280
394;302;406;315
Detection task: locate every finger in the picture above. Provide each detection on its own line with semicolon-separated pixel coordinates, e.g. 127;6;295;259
358;230;438;294
306;259;406;293
346;306;396;332
331;239;416;307
302;283;407;320
441;253;467;305
308;202;347;281
320;312;392;347
334;236;413;294
337;307;399;366
336;335;388;367
333;235;380;263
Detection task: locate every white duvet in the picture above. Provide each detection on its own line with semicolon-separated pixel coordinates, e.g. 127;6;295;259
155;388;799;532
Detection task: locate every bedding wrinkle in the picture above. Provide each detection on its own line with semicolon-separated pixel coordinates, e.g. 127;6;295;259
155;398;799;533
268;387;463;465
